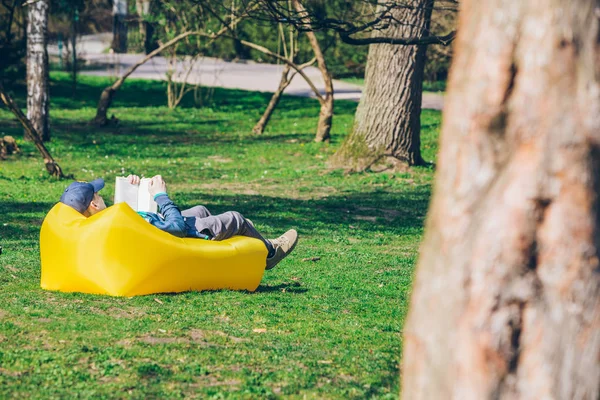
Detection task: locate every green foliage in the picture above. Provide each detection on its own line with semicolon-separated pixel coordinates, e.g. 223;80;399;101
0;72;442;398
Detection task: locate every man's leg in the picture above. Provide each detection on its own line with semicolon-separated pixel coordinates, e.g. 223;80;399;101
193;209;298;270
181;205;212;218
194;211;275;255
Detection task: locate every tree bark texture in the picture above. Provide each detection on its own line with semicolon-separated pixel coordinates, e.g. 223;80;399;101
292;0;334;143
333;1;433;169
26;0;49;142
402;1;600;399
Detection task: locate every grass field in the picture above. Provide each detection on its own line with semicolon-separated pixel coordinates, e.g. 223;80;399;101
0;72;440;399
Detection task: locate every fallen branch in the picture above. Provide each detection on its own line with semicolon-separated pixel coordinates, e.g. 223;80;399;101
0;85;65;178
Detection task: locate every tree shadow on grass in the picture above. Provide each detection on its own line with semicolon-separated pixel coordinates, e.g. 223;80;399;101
0;185;430;245
0;117;320;160
3;74;339;112
4;73;358;127
176;188;430;236
0;202;55;252
38;116;322;151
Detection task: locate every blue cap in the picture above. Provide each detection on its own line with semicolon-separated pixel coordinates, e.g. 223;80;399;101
59;178;105;214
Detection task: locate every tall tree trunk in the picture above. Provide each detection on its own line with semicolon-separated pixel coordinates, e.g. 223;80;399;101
402;0;600;398
292;0;333;143
332;1;433;170
26;0;49;142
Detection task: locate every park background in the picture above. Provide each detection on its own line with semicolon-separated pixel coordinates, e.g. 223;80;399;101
1;0;598;399
1;1;449;397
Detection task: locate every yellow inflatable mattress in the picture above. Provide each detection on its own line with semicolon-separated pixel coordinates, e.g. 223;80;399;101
40;203;267;296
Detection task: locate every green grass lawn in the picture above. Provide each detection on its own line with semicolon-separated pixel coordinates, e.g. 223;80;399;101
0;72;440;399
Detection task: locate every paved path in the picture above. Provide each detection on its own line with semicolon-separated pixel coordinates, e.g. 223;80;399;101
48;33;444;110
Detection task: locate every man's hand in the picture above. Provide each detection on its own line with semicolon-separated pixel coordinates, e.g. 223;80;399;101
127;174;141;185
148;175;167;197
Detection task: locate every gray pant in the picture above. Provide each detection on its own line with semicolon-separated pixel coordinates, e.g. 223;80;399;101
181;206;272;251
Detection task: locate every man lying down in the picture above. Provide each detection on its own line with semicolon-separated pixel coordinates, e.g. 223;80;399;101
59;174;298;270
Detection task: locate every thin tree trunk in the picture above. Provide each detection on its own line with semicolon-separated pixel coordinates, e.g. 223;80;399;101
332;1;433;170
235;37;324;103
292;0;333;143
402;0;600;398
253;65;293;134
70;8;78;96
253;56;315;134
136;0;155;54
5;0;18;44
136;0;147;49
0;87;64;178
26;0;49;142
208;4;330;139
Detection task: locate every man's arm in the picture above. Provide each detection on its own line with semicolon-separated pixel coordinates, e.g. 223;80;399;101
153;193;187;237
147;175;187;238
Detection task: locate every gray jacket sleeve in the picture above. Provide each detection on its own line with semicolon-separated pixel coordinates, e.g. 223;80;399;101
153;194;187;238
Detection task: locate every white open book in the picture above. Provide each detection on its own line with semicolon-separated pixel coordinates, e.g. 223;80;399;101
114;177;158;213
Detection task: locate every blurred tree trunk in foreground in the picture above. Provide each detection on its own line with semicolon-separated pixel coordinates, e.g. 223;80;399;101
332;0;433;169
402;0;600;398
26;0;49;142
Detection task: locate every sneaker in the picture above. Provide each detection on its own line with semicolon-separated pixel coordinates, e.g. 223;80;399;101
266;229;298;270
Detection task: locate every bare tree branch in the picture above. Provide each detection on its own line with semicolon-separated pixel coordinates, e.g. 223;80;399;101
214;0;457;46
92;16;239;125
204;3;326;103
